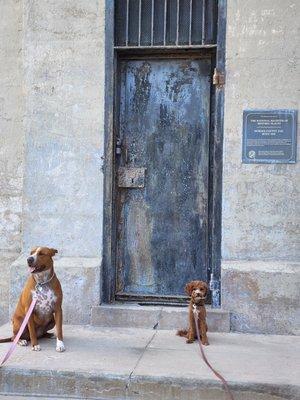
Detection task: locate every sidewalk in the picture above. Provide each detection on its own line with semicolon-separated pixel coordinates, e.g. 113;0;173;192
0;323;299;400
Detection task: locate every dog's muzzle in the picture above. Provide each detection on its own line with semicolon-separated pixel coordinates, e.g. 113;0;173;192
27;257;39;273
27;257;34;266
194;296;206;304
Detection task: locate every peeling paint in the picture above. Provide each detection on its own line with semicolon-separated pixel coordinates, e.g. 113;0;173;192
117;58;211;296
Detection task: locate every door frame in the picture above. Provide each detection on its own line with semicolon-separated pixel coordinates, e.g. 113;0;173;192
102;0;227;304
115;51;213;303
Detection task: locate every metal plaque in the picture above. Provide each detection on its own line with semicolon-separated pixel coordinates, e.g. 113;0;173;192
242;110;297;164
118;167;146;188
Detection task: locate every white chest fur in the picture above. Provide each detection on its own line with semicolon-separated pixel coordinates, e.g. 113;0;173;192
32;286;57;316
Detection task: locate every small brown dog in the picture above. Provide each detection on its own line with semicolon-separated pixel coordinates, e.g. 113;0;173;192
0;246;65;352
177;280;209;345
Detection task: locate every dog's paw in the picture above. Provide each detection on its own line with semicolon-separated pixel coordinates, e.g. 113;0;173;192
31;344;41;351
18;339;28;346
186;339;194;344
202;341;209;346
56;339;65;352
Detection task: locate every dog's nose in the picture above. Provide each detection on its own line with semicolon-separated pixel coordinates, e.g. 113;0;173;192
27;257;34;265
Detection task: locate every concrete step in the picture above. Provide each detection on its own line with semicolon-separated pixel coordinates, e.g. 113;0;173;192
0;397;70;400
0;324;299;400
91;303;230;332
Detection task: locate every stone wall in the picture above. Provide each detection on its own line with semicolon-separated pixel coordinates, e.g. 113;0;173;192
1;0;105;325
222;0;300;333
1;0;299;333
222;261;300;335
223;0;299;260
22;0;105;258
0;0;24;325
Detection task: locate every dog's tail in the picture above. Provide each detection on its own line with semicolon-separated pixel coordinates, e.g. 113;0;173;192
0;337;12;343
176;329;188;337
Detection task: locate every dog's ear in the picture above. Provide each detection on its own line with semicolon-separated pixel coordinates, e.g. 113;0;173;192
48;248;58;257
203;281;208;294
185;281;195;296
196;281;208;294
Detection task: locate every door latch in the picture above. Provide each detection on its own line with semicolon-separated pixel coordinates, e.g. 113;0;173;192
212;68;225;89
116;138;122;155
118;167;146;188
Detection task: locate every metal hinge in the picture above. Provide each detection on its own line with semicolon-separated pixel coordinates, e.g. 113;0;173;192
213;68;225;88
115;138;122;155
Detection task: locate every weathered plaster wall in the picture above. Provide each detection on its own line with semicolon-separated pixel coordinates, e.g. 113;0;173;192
222;261;300;335
0;0;24;324
222;0;300;334
223;0;299;261
22;0;105;257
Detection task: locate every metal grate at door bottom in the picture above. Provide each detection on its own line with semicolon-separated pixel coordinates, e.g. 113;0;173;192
138;301;189;307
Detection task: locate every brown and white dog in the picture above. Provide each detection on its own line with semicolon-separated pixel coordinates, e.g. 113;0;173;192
177;280;209;345
0;246;65;352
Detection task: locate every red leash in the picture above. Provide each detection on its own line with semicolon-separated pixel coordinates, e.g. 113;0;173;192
0;296;37;367
193;310;235;400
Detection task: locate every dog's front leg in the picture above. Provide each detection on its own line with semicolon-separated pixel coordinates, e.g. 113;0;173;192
199;320;209;346
186;318;196;343
54;306;65;352
27;313;40;351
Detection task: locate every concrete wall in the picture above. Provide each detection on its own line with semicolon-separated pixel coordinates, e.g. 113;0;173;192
222;0;300;334
1;0;298;334
222;261;300;335
223;0;299;260
1;0;105;325
22;0;105;258
0;0;24;325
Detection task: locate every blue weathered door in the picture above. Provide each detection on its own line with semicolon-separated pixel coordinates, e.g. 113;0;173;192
116;56;211;299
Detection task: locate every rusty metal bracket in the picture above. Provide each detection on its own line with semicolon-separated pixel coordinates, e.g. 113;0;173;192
213;68;225;89
118;167;146;188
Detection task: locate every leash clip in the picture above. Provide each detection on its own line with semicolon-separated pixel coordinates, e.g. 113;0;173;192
192;304;199;318
35;283;43;293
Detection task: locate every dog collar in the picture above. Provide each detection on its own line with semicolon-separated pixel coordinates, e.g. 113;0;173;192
34;271;55;292
192;299;206;308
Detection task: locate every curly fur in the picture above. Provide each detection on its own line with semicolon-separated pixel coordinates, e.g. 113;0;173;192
176;280;209;345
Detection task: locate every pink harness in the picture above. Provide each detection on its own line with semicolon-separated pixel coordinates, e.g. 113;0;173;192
0;296;37;367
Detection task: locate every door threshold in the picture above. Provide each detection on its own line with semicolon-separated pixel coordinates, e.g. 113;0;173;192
115;292;211;306
115;292;189;305
137;301;188;307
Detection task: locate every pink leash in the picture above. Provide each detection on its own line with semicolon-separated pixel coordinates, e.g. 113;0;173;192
193;311;235;400
0;296;37;367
